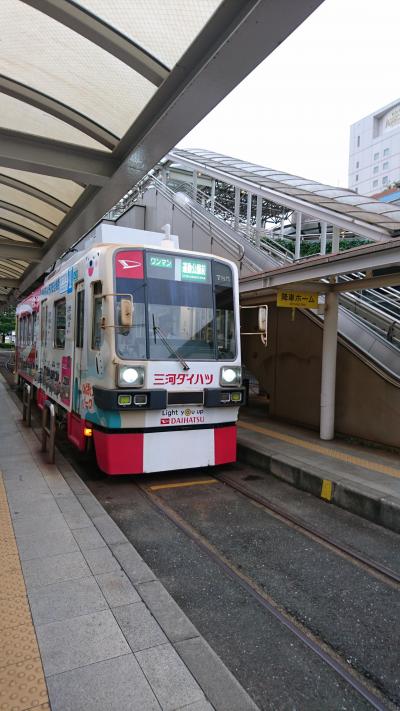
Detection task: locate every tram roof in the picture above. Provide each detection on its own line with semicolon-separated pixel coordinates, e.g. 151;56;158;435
0;0;325;306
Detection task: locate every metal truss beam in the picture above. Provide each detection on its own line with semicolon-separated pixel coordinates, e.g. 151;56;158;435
21;0;169;87
0;241;42;261
0;219;46;244
0;75;119;151
0;173;70;212
0;128;115;185
0;200;56;231
18;0;325;295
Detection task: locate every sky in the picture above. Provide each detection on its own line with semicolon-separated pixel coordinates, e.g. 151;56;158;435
179;0;400;188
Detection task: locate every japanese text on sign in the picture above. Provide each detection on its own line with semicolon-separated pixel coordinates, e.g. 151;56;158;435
149;256;173;269
277;290;318;309
153;373;214;386
181;259;208;282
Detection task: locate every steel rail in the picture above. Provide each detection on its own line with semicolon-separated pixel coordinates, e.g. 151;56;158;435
140;483;392;711
216;473;400;587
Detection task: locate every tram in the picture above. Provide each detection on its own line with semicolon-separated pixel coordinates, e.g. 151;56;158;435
16;223;246;475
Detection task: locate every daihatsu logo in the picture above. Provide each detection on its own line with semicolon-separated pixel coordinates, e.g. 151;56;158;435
118;259;142;270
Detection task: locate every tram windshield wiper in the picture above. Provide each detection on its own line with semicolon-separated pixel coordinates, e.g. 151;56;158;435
152;315;190;371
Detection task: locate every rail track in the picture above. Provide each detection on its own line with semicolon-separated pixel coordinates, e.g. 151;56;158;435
215;473;400;589
141;479;397;711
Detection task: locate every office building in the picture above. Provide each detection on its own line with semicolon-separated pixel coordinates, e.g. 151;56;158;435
348;98;400;195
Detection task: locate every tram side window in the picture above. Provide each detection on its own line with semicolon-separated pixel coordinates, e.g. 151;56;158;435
76;288;84;348
54;299;66;349
27;315;32;344
213;262;236;359
92;282;103;350
41;302;47;345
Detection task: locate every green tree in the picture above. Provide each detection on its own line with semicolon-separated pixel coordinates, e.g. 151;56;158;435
0;307;16;344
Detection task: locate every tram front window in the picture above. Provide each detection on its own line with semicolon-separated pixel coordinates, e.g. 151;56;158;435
114;251;236;361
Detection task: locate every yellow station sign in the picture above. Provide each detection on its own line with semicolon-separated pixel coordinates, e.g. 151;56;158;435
277;290;318;309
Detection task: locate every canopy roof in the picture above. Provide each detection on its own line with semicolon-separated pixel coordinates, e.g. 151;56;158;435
169;148;400;240
0;0;324;303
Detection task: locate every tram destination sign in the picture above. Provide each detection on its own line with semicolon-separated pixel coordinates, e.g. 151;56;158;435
277;290;318;309
181;258;208;282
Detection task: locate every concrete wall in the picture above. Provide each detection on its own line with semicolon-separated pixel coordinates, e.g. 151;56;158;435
117;188;257;277
242;305;400;449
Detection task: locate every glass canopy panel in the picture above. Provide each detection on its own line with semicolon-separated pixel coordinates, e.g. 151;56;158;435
76;0;221;68
349;212;392;224
314;189;353;199
0;209;50;239
0;186;64;226
0;169;84;207
0;263;25;274
0;95;107;150
1;0;156;139
335;196;376;207
354;202;400;216
381;210;400;222
316;202;358;215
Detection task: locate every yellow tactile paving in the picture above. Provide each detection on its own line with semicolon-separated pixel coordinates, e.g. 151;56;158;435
0;571;29;599
238;420;400;479
0;659;48;711
0;473;50;711
0;551;21;575
0;598;33;632
0;626;40;670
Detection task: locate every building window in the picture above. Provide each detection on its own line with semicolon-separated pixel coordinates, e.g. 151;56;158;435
383;161;389;170
356;161;359;169
355;174;359;182
357;135;360;147
54;299;66;349
383;147;389;156
373;179;378;188
373;152;379;161
382;176;388;185
373;165;379;174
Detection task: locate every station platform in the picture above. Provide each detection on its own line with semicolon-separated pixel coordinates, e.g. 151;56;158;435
0;376;258;711
238;405;400;534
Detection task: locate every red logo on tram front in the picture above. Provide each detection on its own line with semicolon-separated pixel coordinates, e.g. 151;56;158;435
115;251;144;279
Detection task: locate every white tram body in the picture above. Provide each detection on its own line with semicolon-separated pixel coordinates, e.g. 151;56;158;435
16;224;245;475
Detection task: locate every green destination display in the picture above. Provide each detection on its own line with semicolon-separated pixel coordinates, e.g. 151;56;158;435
181;259;208;282
149;255;173;269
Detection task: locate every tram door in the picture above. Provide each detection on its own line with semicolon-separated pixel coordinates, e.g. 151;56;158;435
72;282;85;414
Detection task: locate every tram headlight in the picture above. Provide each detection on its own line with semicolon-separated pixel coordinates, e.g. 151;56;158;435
220;366;241;387
117;365;145;388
